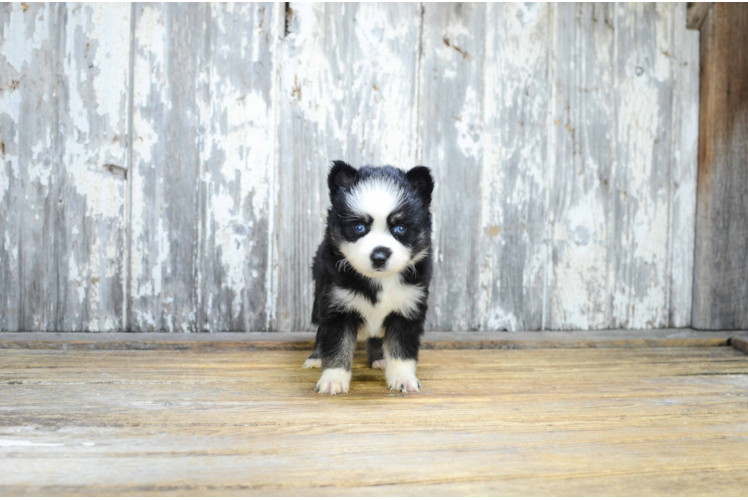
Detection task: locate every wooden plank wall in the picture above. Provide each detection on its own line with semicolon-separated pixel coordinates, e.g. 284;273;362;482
0;3;700;333
1;4;130;331
692;3;748;330
128;4;279;332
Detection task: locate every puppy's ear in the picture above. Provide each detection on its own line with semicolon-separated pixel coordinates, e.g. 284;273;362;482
406;166;434;205
328;161;357;198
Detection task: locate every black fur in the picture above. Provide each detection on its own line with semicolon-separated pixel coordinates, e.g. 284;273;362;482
308;162;434;376
366;337;384;366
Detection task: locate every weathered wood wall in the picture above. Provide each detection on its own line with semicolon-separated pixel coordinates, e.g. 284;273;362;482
692;3;748;330
0;3;700;332
1;3;130;332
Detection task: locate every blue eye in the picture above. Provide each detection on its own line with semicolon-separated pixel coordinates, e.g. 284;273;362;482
393;225;406;235
354;224;366;233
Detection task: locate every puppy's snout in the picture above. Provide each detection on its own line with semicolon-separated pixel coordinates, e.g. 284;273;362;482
370;246;392;269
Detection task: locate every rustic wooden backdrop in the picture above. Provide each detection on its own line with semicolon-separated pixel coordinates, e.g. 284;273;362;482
0;3;700;333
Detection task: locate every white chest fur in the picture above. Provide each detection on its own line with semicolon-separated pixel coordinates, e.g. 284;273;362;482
331;275;425;338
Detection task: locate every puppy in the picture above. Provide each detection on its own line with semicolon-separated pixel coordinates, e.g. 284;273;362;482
303;161;434;395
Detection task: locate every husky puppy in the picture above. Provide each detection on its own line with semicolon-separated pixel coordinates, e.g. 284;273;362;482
303;161;434;395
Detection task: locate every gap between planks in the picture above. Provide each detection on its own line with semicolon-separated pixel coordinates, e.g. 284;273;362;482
0;329;746;353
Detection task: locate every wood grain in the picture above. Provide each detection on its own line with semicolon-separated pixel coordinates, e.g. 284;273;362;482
610;3;677;329
668;4;701;328
196;3;280;332
686;2;713;30
730;333;748;354
731;335;748;356
549;3;616;330
692;3;748;330
0;3;133;332
0;3;62;331
1;3;705;333
129;4;280;332
476;4;552;331
1;347;747;495
129;4;204;331
549;4;699;330
57;4;130;331
419;3;486;331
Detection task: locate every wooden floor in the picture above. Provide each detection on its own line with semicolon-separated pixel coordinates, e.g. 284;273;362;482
1;343;748;495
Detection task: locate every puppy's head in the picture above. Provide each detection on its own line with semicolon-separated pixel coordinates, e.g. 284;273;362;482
327;161;433;279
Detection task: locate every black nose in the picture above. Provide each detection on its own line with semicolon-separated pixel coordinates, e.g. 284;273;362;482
370;246;392;269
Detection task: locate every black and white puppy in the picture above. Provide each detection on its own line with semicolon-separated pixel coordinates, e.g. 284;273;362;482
303;161;434;395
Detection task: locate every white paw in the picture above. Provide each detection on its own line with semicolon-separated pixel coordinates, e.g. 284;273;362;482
302;357;322;369
386;359;421;393
315;368;351;395
371;359;386;370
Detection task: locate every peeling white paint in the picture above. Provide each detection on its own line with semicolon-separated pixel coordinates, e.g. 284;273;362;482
130;4;167;315
27;139;52;187
222;88;270;217
50;3;131;331
475;3;550;331
0;5;49;71
151;217;170;298
0;155;10;202
0;96;19;200
614;28;670;328
455;87;481;160
1;3;701;333
551;191;609;330
67;251;86;304
484;306;519;332
210;190;249;315
189;4;280;330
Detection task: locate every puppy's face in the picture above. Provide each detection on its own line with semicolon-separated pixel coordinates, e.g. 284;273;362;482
327;163;433;279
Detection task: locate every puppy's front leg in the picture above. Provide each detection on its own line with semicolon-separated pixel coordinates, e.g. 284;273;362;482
383;314;424;393
315;317;358;395
366;337;386;369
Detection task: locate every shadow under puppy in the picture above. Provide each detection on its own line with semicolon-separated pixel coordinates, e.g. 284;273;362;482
303;161;434;394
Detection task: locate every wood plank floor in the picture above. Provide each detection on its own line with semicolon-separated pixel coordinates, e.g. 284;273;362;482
1;346;748;496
